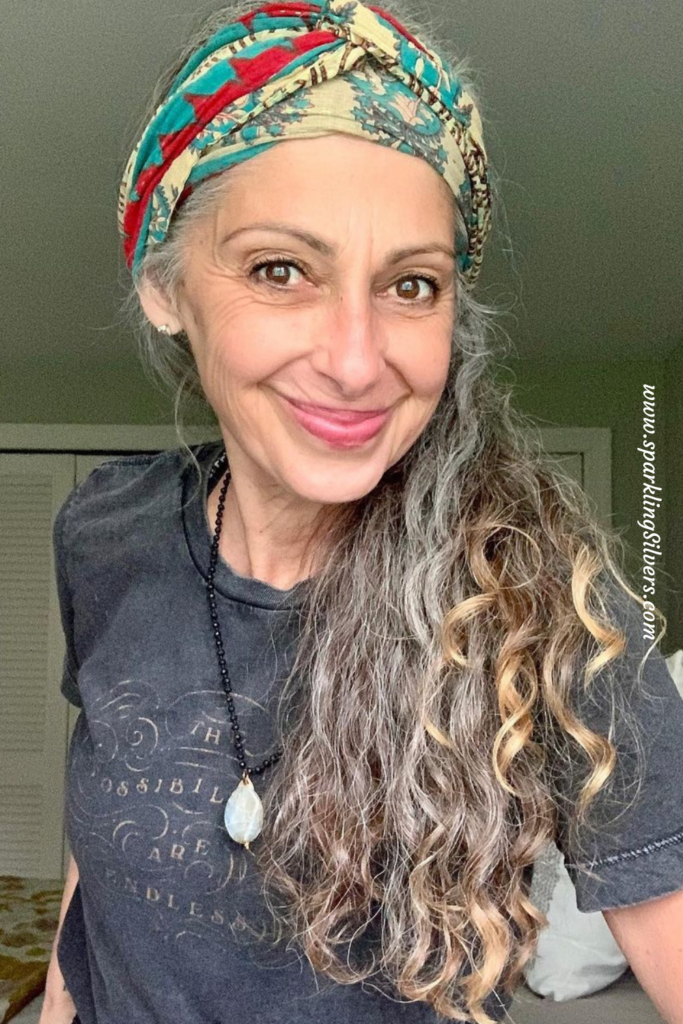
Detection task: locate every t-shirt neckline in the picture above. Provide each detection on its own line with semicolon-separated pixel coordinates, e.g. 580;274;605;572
181;439;310;611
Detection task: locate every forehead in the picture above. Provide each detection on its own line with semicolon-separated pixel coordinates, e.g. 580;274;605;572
197;135;457;241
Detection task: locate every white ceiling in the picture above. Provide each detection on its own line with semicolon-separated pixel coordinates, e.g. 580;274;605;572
3;0;682;370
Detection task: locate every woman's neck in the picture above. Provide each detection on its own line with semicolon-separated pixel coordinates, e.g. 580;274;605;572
206;471;320;590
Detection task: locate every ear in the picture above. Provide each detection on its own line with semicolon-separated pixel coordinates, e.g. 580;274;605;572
136;274;184;335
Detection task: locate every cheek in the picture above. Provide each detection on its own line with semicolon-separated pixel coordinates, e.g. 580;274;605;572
400;330;452;401
198;341;275;418
191;291;301;386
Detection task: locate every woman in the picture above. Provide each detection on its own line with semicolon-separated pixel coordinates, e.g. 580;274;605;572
42;1;683;1022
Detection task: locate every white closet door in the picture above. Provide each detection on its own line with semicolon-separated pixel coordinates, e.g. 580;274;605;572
551;452;584;488
0;453;75;878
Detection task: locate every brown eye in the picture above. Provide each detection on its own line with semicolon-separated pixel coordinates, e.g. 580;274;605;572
395;276;440;302
250;258;305;287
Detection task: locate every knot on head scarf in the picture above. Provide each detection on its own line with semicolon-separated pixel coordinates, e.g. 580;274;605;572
119;0;492;288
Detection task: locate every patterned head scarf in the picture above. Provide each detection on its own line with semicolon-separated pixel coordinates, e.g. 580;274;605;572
118;0;491;289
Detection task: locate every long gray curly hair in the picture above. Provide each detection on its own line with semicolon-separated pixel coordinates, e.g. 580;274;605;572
120;2;663;1020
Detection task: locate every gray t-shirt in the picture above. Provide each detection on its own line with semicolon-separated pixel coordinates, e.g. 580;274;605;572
54;440;683;1023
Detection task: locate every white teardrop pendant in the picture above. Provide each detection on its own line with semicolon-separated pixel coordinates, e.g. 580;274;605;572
224;774;264;849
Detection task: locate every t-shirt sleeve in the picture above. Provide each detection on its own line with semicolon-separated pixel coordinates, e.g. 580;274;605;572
52;489;83;709
553;582;683;913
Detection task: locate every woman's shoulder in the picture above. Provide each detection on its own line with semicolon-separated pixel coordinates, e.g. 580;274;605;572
52;442;214;556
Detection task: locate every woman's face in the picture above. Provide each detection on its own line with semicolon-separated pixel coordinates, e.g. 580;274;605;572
143;133;457;507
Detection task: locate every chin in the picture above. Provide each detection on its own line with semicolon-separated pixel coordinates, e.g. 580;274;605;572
280;455;392;506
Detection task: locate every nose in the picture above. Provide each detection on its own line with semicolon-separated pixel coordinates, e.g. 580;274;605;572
311;284;385;394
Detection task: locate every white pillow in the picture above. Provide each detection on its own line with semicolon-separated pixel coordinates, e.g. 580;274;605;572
524;841;628;1001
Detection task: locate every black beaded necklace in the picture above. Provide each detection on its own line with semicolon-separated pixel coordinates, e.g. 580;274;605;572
207;449;283;849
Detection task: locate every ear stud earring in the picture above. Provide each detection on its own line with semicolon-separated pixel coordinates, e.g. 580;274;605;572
157;324;173;336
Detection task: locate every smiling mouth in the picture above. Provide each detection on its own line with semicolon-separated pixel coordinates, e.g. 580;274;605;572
283;396;389;423
280;394;390;447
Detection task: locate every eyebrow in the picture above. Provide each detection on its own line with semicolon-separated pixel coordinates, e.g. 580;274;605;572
218;222;456;264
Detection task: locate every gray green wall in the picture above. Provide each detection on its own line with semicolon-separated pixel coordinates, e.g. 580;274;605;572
664;339;683;652
501;356;680;653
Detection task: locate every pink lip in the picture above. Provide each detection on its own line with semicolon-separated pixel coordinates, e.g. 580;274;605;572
282;396;389;448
